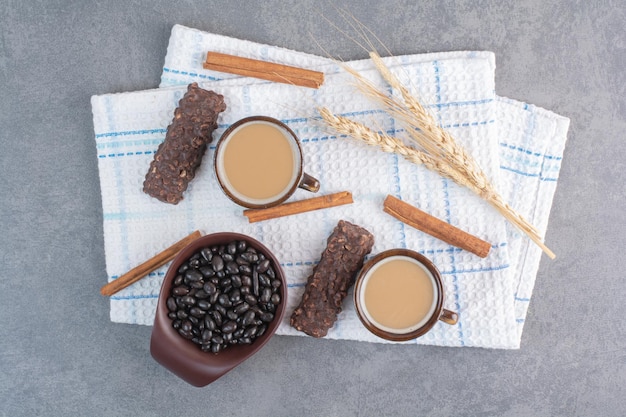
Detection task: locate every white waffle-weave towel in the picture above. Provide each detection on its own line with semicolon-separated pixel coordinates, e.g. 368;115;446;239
158;25;570;345
91;25;568;349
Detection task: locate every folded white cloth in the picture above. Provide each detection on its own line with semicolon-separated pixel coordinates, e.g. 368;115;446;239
91;25;568;349
495;97;569;340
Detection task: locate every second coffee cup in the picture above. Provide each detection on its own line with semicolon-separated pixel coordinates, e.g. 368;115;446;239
214;116;320;209
354;249;458;342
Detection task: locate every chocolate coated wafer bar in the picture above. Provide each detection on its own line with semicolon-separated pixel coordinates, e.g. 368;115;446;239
143;83;226;204
290;220;374;337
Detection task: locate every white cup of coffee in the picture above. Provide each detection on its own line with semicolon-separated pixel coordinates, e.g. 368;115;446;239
214;116;320;209
354;249;458;341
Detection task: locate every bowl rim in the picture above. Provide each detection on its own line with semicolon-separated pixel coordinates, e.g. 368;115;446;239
150;231;287;386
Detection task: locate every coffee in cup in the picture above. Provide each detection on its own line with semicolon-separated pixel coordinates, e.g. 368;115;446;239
354;249;458;341
214;116;319;209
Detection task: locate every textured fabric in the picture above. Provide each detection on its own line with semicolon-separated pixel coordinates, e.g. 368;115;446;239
90;25;569;349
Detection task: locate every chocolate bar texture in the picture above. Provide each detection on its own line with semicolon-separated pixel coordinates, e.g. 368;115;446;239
143;83;226;204
290;220;374;337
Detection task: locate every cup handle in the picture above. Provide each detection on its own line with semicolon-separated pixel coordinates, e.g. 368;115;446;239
298;172;320;193
439;309;459;325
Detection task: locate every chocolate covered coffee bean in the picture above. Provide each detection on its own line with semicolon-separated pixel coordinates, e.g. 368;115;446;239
166;240;281;353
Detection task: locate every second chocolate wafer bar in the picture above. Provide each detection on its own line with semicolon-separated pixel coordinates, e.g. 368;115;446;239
290;220;375;338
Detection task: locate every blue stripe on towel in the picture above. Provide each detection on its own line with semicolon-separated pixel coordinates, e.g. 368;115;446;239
162;67;222;81
434;60;465;346
443;177;465;346
95;128;167;138
499;142;563;160
500;165;558;181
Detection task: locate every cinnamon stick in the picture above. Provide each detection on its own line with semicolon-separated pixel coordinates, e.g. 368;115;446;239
243;191;353;223
100;230;202;296
383;195;491;258
204;52;324;89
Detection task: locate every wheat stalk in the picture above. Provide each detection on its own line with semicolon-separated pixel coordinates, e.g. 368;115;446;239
341;57;494;194
318;108;474;190
319;56;554;259
367;52;499;196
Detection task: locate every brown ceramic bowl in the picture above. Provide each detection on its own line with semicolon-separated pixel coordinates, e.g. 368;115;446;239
150;232;287;386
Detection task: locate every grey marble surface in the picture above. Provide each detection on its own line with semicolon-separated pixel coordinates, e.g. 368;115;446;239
1;1;624;416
